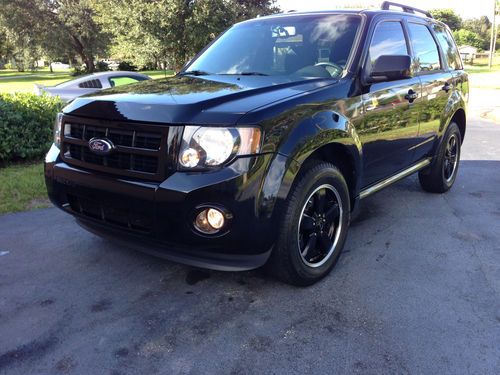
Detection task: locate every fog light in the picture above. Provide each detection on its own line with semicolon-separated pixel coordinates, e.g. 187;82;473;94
194;207;226;234
207;208;224;229
180;147;200;168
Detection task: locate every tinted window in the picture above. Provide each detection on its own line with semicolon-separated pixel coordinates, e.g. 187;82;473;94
369;21;408;65
109;76;144;87
187;15;361;80
408;23;441;72
432;24;463;70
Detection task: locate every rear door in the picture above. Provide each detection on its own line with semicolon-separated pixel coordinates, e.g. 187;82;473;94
406;21;454;161
359;19;421;187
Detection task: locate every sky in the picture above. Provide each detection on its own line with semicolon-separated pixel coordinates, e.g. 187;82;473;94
277;0;496;20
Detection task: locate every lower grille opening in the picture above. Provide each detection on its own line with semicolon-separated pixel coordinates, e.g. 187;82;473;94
67;194;153;233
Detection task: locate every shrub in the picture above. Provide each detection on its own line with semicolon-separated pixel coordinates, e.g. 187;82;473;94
0;93;63;164
118;61;137;71
71;66;86;76
96;61;109;72
141;62;156;71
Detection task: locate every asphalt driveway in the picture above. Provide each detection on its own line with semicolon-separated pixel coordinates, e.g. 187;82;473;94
0;114;499;375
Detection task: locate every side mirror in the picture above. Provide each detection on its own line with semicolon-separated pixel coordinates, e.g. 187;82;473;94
367;55;412;83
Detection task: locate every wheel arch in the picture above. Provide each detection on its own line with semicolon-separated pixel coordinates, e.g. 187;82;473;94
451;107;466;143
297;143;359;209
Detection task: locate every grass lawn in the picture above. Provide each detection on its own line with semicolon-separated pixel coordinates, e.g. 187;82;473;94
0;162;50;214
464;56;500;74
0;73;74;92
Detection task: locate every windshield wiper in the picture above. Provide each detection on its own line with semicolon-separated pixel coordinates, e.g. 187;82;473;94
219;71;269;76
178;70;211;76
238;72;269;76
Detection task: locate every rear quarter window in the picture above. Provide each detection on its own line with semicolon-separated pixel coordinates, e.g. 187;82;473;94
78;79;103;89
432;24;463;70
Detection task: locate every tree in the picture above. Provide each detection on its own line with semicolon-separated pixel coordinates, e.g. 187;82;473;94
95;0;280;70
430;9;462;31
463;16;492;50
0;26;15;68
453;29;484;49
0;0;109;72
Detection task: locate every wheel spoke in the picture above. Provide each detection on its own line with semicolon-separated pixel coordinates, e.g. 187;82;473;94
301;233;317;258
325;203;340;224
446;162;453;177
314;189;326;213
300;214;315;232
450;136;456;149
318;232;332;252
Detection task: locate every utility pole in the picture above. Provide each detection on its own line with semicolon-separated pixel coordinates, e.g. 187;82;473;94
489;0;497;68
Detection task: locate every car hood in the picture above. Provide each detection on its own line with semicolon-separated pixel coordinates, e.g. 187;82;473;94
62;75;337;125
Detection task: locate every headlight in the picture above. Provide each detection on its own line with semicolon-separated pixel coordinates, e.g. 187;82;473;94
178;126;261;169
54;112;63;147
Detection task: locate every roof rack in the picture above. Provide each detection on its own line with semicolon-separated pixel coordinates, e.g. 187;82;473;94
380;1;433;18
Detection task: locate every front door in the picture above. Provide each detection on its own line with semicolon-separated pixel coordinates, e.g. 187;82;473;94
359;20;421;188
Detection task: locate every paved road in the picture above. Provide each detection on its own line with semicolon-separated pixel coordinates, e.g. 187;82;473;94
1;115;499;375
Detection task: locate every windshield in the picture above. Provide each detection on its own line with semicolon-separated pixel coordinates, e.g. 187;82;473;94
185;14;361;80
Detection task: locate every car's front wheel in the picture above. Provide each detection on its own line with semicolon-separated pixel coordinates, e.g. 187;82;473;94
269;161;350;286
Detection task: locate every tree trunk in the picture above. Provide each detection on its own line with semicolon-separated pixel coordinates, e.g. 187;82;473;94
85;57;95;72
70;34;94;73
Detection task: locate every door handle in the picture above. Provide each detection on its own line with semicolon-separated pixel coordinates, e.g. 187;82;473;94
442;83;453;92
405;89;418;103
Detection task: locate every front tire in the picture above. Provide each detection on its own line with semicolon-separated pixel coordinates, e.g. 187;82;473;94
419;122;461;193
269;161;350;286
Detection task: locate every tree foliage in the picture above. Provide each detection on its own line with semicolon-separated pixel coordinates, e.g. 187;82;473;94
452;29;485;50
95;0;279;70
0;0;279;71
430;9;462;31
431;8;496;51
461;16;492;50
0;0;109;72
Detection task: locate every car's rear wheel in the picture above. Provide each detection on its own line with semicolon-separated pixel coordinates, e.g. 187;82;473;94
268;161;350;286
419;122;461;193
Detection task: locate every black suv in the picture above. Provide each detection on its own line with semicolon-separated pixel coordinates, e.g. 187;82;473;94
45;2;468;285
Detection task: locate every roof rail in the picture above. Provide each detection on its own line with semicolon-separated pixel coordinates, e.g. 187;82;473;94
380;1;433;18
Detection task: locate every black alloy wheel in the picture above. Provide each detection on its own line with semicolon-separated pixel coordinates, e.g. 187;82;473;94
298;184;343;268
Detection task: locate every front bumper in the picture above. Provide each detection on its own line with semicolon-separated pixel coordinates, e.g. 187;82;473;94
45;144;280;271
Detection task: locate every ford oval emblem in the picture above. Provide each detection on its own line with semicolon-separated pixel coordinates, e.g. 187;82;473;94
88;138;115;155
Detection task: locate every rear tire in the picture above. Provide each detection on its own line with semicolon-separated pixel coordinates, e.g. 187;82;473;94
419;122;461;193
268;161;350;286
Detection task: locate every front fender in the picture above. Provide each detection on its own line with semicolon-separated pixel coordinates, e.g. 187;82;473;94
278;110;362;168
257;110;362;220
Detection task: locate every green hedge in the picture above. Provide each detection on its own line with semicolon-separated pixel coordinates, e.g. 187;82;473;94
0;93;63;163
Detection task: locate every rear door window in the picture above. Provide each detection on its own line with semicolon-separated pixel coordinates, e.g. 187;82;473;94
407;23;441;73
432;24;463;70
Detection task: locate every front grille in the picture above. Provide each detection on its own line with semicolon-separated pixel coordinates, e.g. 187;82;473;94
67;194;153;233
61;116;171;181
